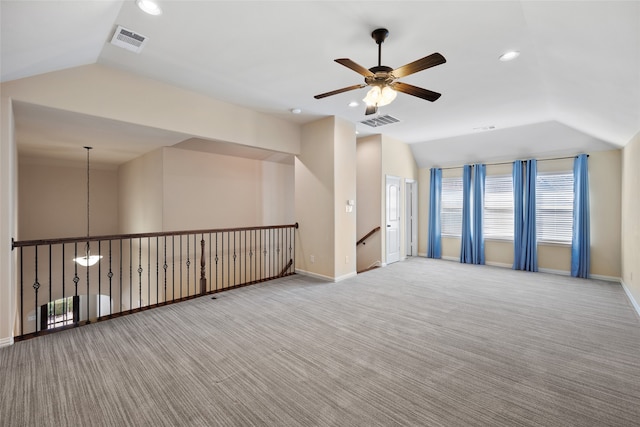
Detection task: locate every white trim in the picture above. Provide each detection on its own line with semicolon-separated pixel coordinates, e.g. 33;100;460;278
334;271;358;282
294;269;357;283
0;336;14;348
294;269;333;282
590;274;622;283
485;261;512;269
621;279;640;319
538;267;570;276
418;252;427;257
442;255;458;262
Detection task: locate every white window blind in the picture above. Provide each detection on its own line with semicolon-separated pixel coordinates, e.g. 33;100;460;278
441;176;463;237
536;172;574;244
484;175;514;240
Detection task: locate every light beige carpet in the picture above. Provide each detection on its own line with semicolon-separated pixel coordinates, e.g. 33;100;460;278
2;258;639;426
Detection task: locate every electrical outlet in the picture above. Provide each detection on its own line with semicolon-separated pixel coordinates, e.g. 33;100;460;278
27;315;36;321
345;255;349;264
310;255;315;263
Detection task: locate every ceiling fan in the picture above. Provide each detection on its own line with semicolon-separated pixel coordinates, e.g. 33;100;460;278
314;28;446;115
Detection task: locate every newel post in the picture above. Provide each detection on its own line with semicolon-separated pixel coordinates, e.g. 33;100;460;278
200;236;206;294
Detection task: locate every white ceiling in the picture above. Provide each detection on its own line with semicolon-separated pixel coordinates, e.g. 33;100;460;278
2;1;638;168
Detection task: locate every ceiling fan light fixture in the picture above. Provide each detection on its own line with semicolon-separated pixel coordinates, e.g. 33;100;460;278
137;0;163;16
499;51;520;61
363;85;397;107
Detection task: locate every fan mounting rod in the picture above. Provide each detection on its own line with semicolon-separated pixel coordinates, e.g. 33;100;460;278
371;28;388;67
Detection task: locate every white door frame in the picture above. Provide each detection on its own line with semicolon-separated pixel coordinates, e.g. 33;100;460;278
405;179;418;257
385;175;401;265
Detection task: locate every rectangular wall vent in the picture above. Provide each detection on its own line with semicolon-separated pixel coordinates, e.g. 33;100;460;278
360;115;400;128
110;25;148;53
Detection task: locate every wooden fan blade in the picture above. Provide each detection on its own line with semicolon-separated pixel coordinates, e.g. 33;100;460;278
314;84;367;99
392;53;446;78
394;82;441;102
365;105;378;115
335;58;374;77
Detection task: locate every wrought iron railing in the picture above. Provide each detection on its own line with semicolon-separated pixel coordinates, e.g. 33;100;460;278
11;223;298;340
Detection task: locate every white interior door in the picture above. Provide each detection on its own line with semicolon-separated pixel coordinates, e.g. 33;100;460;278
386;175;401;264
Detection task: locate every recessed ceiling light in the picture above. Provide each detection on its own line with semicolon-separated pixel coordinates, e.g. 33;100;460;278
348;101;359;108
290;108;302;114
137;0;163;16
499;51;520;62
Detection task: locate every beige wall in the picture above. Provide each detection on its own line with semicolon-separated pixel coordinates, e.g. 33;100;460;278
381;135;419;263
295;117;356;280
622;132;640;308
356;136;382;272
118;149;164;234
419;150;622;277
333;118;357;279
589;150;622;278
1;64;301;155
261;160;296;226
19;159;119;240
0;98;17;345
162;147;294;231
418;168;430;257
295;117;336;279
118;147;295;234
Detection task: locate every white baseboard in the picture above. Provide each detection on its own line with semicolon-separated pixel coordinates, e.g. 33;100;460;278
538;267;571;276
442;256;458;262
486;261;513;269
0;336;14;348
294;269;357;283
294;269;333;282
418;252;427;257
621;279;640;319
590;273;622;283
334;271;358;282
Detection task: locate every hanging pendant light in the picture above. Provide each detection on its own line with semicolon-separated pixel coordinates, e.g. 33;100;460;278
73;146;102;267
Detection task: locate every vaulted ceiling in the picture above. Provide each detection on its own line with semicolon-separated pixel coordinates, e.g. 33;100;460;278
2;1;638;168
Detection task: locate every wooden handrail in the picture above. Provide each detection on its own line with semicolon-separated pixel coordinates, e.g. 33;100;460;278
357;226;381;246
12;222;299;248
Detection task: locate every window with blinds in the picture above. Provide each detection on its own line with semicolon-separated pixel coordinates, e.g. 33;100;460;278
536;172;574;244
484;175;514;240
441;176;463;237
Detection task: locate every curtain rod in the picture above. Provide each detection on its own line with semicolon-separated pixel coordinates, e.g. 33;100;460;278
438;154;588;170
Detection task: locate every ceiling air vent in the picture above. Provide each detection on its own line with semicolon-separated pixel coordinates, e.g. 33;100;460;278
360;115;400;128
110;25;148;53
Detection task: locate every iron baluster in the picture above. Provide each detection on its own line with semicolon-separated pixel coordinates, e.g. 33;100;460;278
186;234;190;297
73;242;79;325
147;237;151;307
119;239;123;313
156;237;159;305
138;238;143;308
33;246;40;334
215;233;219;292
233;231;237;286
163;236;168;305
48;245;52;328
98;241;102;318
108;240;113;317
